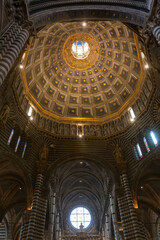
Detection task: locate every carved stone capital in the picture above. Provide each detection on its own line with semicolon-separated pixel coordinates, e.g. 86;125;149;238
13;0;36;36
143;2;160;39
4;0;14;21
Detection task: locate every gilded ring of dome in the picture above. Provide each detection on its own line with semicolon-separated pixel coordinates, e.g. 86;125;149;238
63;33;99;70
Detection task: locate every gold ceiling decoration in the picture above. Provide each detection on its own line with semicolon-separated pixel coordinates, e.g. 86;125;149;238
20;21;145;122
63;33;99;70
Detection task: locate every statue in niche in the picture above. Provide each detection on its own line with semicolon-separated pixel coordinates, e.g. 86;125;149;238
58;124;64;135
96;125;102;136
37;143;49;173
64;124;70;135
39;116;45;128
39;143;49;162
49;120;52;131
113;144;126;173
134;102;140;116
147;78;152;91
120;116;125;129
109;122;115;134
0;103;10;125
113;144;124;164
45;119;51;130
90;125;96;136
123;113;129;128
141;92;147;106
103;124;109;136
51;121;55;134
71;125;77;136
143;84;150;97
53;122;58;134
114;120;118;132
84;125;90;136
43;118;46;129
36;113;40;125
117;119;123;131
113;144;122;163
138;98;144;111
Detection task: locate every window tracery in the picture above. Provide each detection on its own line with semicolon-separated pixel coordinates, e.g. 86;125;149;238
70;207;91;229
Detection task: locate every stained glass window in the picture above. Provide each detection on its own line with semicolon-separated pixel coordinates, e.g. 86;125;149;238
143;137;150;152
7;129;14;145
15;136;21;152
150;131;158;146
136;143;143;158
22;142;27;158
70;207;91;229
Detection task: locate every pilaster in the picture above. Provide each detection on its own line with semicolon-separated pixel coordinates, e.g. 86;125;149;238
26;173;48;239
20;143;49;240
0;22;29;85
109;193;120;240
113;144;147;240
19;210;31;239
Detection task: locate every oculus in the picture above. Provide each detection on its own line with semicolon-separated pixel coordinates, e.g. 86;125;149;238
63;32;99;70
71;40;90;60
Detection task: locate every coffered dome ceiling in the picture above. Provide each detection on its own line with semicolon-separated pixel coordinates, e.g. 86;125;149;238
21;21;145;122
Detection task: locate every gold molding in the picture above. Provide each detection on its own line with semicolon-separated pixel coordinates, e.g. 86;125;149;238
21;32;145;123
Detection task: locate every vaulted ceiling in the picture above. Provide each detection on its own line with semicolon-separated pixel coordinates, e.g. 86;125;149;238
54;159;107;234
20;21;147;122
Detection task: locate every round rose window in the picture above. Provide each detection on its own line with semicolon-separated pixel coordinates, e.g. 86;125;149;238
70;207;91;229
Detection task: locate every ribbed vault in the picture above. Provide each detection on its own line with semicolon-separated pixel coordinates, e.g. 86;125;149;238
54;159;108;234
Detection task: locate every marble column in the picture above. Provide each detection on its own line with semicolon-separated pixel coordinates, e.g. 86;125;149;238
0;22;29;85
109;193;120;240
21;144;49;240
7;220;13;240
55;213;60;240
48;192;56;240
104;214;110;240
117;174;147;240
0;222;6;239
152;25;160;45
113;144;147;240
19;210;31;240
26;173;48;239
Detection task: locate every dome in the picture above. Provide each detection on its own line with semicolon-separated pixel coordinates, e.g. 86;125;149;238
19;21;148;123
